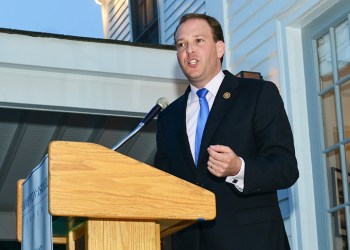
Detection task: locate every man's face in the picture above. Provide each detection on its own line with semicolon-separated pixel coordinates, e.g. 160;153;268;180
175;18;225;88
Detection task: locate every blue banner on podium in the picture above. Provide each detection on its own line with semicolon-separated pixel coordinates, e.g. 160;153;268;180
22;155;53;250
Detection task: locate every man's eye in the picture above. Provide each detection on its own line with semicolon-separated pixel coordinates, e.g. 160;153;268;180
177;42;185;48
197;38;204;43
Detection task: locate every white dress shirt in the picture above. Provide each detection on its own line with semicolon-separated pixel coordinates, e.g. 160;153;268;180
186;71;245;191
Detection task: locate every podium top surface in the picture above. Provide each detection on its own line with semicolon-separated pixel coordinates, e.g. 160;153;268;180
48;141;216;221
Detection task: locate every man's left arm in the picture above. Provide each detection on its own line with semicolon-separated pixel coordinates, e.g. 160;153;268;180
207;81;299;194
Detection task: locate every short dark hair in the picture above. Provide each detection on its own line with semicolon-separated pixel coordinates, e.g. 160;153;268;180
173;13;225;44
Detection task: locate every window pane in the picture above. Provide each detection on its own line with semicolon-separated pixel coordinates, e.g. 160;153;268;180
322;90;339;147
331;210;348;249
317;33;334;90
131;0;158;44
136;21;159;44
335;20;350;80
146;0;155;24
138;1;146;32
341;80;350;130
327;149;343;207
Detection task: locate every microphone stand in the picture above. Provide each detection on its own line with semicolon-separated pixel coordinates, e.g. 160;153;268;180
111;122;145;151
111;97;168;151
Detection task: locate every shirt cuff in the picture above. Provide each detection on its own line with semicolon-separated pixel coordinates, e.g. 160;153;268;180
225;157;245;192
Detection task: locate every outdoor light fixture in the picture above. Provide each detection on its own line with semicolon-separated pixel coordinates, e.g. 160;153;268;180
235;71;264;80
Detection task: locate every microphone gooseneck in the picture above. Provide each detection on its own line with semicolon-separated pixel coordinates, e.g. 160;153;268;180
111;97;168;151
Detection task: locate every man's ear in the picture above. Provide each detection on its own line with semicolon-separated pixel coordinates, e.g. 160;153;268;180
216;40;225;59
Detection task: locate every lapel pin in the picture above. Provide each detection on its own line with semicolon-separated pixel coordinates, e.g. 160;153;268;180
223;92;231;99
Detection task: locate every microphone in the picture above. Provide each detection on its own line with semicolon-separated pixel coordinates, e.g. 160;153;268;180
140;97;168;126
111;97;168;151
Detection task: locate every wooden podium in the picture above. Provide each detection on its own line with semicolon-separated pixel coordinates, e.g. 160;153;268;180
17;141;216;249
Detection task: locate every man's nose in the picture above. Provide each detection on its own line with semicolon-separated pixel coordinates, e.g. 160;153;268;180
186;44;194;54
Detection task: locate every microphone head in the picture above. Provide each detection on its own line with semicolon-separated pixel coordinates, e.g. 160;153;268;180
157;97;168;110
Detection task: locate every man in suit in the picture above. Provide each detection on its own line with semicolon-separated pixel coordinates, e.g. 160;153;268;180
154;13;299;250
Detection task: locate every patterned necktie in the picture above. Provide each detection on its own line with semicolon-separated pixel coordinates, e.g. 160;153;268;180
195;88;209;165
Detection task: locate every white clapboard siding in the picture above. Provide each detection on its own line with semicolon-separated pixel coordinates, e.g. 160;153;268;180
161;0;205;45
227;0;297;83
107;0;131;41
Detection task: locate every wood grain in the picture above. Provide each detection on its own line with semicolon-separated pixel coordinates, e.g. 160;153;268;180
48;141;216;221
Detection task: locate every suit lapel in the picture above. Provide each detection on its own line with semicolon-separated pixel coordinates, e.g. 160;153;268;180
197;71;240;166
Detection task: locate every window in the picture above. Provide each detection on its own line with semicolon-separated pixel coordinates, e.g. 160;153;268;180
130;0;159;44
315;16;350;249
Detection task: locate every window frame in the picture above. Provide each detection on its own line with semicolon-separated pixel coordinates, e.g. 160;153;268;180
302;4;350;249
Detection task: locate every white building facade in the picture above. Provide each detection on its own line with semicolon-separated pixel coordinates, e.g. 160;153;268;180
97;0;350;249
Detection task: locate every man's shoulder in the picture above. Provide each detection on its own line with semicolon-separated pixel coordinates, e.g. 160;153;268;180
158;92;187;119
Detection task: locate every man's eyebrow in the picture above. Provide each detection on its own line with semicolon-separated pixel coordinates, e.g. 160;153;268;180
175;38;184;43
194;34;208;39
176;34;206;41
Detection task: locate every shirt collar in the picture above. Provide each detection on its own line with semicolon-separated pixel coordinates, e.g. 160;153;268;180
189;71;225;102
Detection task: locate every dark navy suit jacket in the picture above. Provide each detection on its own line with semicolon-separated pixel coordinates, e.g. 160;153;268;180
154;70;299;250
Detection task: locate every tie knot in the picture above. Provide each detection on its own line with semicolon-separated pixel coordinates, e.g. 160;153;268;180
197;88;209;99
